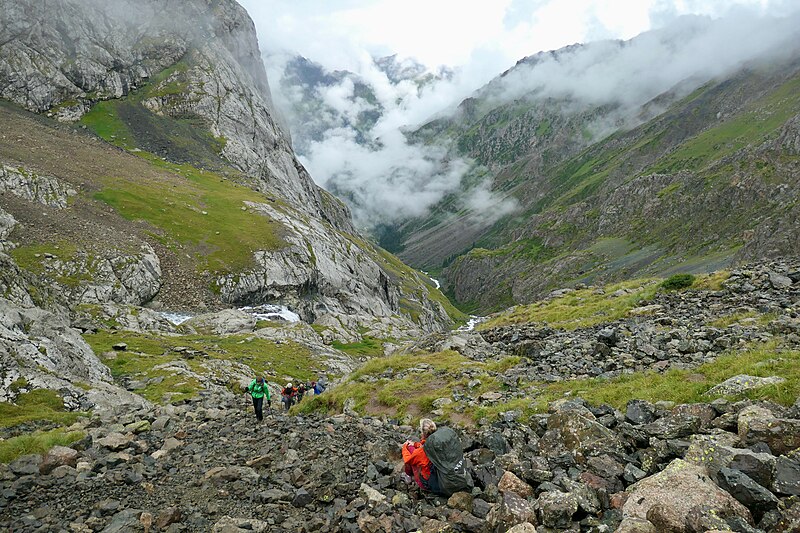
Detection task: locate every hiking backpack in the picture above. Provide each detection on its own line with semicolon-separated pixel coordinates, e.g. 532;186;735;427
423;427;474;496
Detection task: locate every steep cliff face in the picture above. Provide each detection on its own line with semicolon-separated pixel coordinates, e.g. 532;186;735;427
0;0;337;226
0;0;459;344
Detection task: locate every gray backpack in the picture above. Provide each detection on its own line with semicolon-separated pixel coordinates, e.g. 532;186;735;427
423;427;474;496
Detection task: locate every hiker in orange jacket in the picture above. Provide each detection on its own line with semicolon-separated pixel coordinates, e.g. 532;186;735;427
401;418;437;491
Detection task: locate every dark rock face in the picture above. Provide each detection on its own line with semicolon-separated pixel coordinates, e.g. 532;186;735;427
716;467;779;519
626;400;656;425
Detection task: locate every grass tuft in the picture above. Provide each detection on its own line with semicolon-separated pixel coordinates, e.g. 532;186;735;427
480;278;659;330
0;390;83;429
0;428;85;464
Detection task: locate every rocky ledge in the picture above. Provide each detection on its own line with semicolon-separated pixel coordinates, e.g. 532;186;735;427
1;388;799;532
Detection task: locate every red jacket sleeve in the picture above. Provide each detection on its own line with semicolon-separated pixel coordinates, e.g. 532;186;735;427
402;442;428;467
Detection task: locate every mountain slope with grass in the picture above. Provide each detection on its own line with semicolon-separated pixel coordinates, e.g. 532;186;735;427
385;16;800;313
0;0;459;331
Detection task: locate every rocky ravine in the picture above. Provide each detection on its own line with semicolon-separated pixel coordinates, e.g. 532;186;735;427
1;387;799;532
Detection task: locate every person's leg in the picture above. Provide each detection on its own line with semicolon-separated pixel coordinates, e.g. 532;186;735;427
253;398;264;421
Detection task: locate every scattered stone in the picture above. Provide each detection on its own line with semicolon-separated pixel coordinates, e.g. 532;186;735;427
97;432;133;451
155;507;182;529
39;446;79;474
537;491;578;529
626;400;656;425
291;488;313;508
498;470;534;498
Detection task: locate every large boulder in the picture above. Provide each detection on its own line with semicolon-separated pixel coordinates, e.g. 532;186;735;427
486;491;535;531
537;491;578;529
716;467;779;520
738;405;800;455
622;459;753;532
539;409;626;463
707;374;786;396
39;445;79;475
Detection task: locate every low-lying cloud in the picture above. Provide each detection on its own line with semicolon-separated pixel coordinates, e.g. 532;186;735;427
266;52;516;229
257;4;799;231
491;11;800;111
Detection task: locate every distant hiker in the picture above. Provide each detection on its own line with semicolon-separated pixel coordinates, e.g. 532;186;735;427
246;377;270;421
313;376;327;395
402;419;473;496
281;382;297;410
296;382;307;402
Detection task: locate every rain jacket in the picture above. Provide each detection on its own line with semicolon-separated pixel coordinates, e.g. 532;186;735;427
247;380;270;400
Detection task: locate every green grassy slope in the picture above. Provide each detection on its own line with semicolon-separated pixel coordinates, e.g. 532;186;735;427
427;62;800;312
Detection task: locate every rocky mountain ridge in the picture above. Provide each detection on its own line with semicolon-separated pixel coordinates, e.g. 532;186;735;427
379;15;800;313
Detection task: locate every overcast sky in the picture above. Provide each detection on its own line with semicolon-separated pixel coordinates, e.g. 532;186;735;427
239;0;797;73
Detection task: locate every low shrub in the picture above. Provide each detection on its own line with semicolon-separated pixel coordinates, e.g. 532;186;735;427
660;273;695;291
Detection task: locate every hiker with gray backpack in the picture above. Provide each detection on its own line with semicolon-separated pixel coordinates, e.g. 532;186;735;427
401;418;473;496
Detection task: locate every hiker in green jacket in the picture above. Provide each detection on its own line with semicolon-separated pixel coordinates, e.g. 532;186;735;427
246;377;270;421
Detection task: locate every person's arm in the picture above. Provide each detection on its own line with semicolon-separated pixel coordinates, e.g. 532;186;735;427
405;446;428;468
401;443;413;463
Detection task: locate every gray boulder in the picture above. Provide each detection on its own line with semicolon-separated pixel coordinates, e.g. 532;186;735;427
622;459;753;532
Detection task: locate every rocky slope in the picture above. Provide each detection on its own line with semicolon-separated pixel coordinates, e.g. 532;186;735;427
1;364;799;532
1;258;799;532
